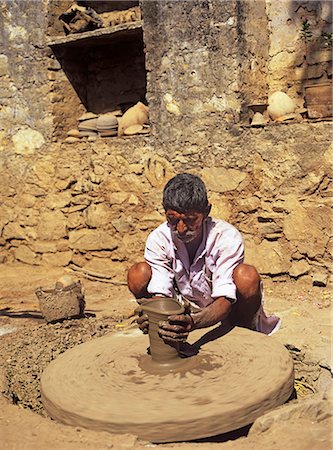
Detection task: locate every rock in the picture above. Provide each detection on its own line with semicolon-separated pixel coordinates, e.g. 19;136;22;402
0;54;9;76
67;212;83;229
2;223;26;240
41;251;73;267
312;269;329;287
108;192;129;205
249;391;332;436
283;204;329;259
82;258;124;277
45;192;72;210
137;212;165;231
290;259;311;277
69;229;118;251
163;93;181;116
33;159;56;188
17;194;36;208
12;128;45;155
32;240;69;253
13;245;38;265
209;194;232;221
55;275;76;288
267;91;295;120
111;216;135;234
245;239;291;275
201;167;247;193
144;155;175;189
84;203;111;228
37;211;67;240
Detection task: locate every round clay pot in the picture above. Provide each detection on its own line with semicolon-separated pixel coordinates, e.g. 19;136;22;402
142;297;184;365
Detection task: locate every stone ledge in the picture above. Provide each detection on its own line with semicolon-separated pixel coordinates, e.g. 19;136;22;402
47;21;143;48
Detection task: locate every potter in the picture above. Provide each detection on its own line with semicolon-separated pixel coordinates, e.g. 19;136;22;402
128;173;280;341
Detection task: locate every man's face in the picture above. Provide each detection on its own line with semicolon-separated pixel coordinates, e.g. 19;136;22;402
165;209;206;244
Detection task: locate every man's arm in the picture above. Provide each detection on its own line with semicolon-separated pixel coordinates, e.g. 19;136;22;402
190;297;232;329
158;296;232;342
144;227;175;297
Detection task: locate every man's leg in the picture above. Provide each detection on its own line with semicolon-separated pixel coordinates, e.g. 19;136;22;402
230;263;262;329
127;261;152;299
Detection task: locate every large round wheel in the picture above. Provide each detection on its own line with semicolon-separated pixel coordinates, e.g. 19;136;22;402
41;326;294;443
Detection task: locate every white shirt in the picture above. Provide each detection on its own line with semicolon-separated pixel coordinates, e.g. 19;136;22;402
144;216;281;335
144;217;243;308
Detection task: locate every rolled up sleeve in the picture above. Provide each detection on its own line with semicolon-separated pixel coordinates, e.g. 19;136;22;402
211;228;244;300
144;230;175;297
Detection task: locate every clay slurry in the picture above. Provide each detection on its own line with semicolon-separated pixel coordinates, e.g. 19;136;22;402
41;321;294;443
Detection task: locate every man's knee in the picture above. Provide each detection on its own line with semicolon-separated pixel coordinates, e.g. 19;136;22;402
233;263;261;299
127;262;152;298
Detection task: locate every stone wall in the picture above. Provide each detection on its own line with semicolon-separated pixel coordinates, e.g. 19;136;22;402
267;0;332;108
0;0;52;153
0;0;331;287
0;122;331;286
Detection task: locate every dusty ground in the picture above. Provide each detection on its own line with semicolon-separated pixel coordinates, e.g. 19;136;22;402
0;263;332;450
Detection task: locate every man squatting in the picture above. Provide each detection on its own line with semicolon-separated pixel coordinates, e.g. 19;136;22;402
127;173;280;343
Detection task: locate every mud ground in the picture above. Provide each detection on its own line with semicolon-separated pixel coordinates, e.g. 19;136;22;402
0;263;332;450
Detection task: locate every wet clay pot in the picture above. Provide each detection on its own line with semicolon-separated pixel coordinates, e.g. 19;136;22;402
142;297;184;365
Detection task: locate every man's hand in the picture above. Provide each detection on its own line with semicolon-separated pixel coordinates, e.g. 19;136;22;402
134;297;158;334
135;306;149;334
158;313;194;343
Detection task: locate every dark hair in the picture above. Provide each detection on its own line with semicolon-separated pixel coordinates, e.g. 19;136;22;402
162;173;209;213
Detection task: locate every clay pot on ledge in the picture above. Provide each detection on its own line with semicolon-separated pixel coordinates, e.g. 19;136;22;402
304;81;332;119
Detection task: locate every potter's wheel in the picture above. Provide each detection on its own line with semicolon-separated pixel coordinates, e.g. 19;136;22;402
41;325;294;443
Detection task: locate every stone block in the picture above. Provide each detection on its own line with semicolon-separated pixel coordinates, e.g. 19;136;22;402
2;223;26;240
290;259;311;277
112;216;136;234
13;245;38;265
84;203;111;228
244;239;291;275
136;212;165;231
67;212;83;229
17;194;36;208
32;240;69;253
201;167;247;193
0;55;8;77
284;204;329;258
209;194;232;221
45;192;72;210
312;268;329;287
82;258;124;278
41;251;73;267
69;229;118;251
33;159;56;188
109;192;129;205
37;211;67;240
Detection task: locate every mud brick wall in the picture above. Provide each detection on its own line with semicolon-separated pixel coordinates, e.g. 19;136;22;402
0;0;331;287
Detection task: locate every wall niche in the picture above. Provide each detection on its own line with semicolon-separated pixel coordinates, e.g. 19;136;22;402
47;0;147;139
